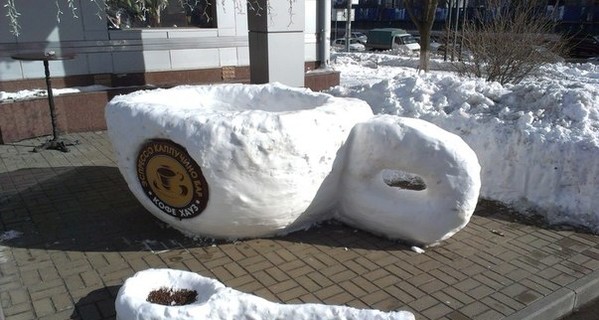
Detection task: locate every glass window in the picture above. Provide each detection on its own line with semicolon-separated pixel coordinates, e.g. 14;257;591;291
106;0;217;30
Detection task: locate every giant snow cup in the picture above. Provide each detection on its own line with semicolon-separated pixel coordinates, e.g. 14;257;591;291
106;83;373;239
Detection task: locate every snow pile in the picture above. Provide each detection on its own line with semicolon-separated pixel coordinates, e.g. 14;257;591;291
0;85;109;102
115;268;415;320
329;53;599;231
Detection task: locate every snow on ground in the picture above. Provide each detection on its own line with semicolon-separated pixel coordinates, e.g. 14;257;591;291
0;230;22;263
328;52;599;232
0;230;22;241
0;85;110;102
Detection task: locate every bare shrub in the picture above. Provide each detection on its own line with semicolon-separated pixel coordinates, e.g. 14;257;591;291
454;0;568;85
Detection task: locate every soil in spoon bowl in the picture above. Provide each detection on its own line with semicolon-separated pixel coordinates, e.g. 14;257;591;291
147;287;198;306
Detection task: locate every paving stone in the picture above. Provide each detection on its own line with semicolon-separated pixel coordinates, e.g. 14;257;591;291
38;308;75;320
420;277;449;295
259;251;284;266
32;297;54;318
459;301;489;318
3;131;599;320
4;310;36;320
396;281;427;299
410;295;440;312
235;280;264;294
429;268;462;285
384;284;415;304
223;274;255;288
372;274;401;288
298;292;321;304
473;308;504;320
314;284;345;301
269;279;299;294
50;293;74;312
446;310;471;320
286;264;315;279
303;271;332;288
422;302;454;320
440;287;475;306
3;302;33;317
279;259;307;273
370;296;405;312
277;286;309;301
264;266;289;282
206;265;234;282
481;295;515;316
240;258;271;273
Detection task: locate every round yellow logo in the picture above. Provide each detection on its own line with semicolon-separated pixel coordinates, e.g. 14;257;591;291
136;139;209;219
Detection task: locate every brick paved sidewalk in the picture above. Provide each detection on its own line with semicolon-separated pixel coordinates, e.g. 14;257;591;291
1;131;599;320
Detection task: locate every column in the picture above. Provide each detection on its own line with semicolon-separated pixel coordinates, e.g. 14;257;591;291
247;0;305;87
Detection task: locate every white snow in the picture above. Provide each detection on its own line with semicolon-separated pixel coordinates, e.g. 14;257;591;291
0;85;110;102
337;116;481;245
328;52;599;232
106;83;481;245
116;268;415;320
0;230;22;241
106;83;375;239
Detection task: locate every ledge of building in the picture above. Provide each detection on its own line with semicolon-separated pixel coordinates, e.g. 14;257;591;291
0;63;340;144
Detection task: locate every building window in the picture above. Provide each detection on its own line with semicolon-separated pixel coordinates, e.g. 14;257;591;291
106;0;217;30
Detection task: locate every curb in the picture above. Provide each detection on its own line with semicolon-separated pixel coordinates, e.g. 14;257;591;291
505;269;599;320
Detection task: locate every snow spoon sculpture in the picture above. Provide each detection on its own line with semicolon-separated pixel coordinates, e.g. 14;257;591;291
115;268;416;320
106;83;481;246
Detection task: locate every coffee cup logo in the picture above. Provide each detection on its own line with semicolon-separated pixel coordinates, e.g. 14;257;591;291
137;139;209;219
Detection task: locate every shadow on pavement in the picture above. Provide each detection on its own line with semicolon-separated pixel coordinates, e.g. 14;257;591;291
0;166;414;253
475;199;596;236
70;285;120;320
4;165;574;255
0;166;205;252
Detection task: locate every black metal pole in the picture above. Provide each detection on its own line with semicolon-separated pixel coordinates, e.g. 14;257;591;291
345;0;352;52
43;59;59;141
445;0;453;61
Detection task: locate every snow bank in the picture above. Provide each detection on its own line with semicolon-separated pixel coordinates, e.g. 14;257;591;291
115;268;415;320
329;56;599;230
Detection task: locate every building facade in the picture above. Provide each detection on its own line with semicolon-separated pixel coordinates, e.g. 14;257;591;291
0;0;337;143
0;0;335;90
333;0;599;34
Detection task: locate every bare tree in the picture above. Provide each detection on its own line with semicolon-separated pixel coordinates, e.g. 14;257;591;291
455;0;567;85
403;0;439;72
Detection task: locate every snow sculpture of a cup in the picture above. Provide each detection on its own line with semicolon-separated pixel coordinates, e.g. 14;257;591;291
337;116;481;246
106;83;373;239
